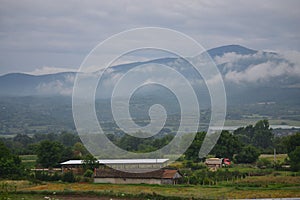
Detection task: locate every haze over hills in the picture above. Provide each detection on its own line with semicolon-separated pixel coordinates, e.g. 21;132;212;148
0;45;300;135
0;44;299;105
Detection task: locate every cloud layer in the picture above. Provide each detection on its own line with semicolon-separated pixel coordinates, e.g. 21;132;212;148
0;0;300;75
213;51;300;84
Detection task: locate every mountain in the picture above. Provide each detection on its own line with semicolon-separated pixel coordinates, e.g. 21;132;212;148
1;44;299;135
0;72;75;96
0;44;299;105
207;44;257;57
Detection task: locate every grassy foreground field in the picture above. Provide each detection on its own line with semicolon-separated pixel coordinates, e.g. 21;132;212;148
2;174;300;200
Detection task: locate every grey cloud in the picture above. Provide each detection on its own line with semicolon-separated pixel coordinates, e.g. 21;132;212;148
36;73;75;95
29;66;78;75
1;0;300;75
215;51;300;84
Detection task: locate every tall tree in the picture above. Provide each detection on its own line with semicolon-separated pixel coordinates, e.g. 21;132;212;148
73;142;89;157
286;132;300;153
212;131;242;159
234;120;274;150
82;154;100;171
59;132;80;147
288;146;300;172
184;132;206;161
235;145;260;164
252;119;273;149
36;140;64;168
286;133;300;171
13;134;33;148
235;125;254;145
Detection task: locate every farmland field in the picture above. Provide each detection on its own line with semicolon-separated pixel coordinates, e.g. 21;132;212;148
260;154;287;163
2;174;299;200
4;154;300;199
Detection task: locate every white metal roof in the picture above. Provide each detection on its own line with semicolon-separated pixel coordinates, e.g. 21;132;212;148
60;159;169;165
99;159;169;164
60;160;84;165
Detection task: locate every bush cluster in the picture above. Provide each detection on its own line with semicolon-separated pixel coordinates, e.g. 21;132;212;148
30;171;80;183
181;169;247;185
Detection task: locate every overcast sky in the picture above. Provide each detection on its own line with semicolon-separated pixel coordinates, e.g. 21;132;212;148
0;0;299;75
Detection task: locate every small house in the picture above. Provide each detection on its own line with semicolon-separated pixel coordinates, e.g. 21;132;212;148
204;158;222;171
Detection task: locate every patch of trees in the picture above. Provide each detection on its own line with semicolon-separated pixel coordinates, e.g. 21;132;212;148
1;119;299;174
0;131;176;169
235;145;260;164
36;140;74;168
184;120;278;164
234;119;273;151
106;133;174;153
30;171;77;183
35;140;93;168
1;131;80;155
0;141;26;179
184;131;261;164
184;132;205;161
235;125;300;171
184;120;300;169
212;131;242;160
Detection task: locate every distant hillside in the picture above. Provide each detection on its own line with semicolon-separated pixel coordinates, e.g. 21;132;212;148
207;44;257;57
0;44;299;106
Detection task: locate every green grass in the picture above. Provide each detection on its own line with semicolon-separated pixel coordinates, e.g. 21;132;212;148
20;155;37;169
260;154;287;163
20;155;37;161
15;181;300;199
0;193;46;200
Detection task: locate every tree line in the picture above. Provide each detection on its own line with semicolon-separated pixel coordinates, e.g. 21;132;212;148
1;119;300;180
184;120;300;171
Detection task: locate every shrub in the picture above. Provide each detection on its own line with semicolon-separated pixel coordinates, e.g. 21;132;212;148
184;161;207;170
183;168;247;185
288;146;300;172
0;182;16;199
257;158;272;169
0;141;27;179
189;175;198;185
31;171;62;182
202;177;214;185
61;171;75;183
83;169;94;178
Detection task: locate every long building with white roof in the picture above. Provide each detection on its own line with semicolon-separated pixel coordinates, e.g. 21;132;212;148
61;159;169;173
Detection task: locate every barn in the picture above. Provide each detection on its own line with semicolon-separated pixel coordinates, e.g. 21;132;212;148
94;168;182;185
61;159;169;173
61;158;181;184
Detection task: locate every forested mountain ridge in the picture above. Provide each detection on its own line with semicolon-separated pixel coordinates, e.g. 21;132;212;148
0;45;299;135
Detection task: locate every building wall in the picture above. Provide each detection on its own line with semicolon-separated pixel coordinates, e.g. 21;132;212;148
106;163;166;170
161;179;174;185
62;166;84;175
206;164;221;168
94;177;162;185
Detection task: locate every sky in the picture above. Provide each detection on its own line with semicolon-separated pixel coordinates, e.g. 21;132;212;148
0;0;299;75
